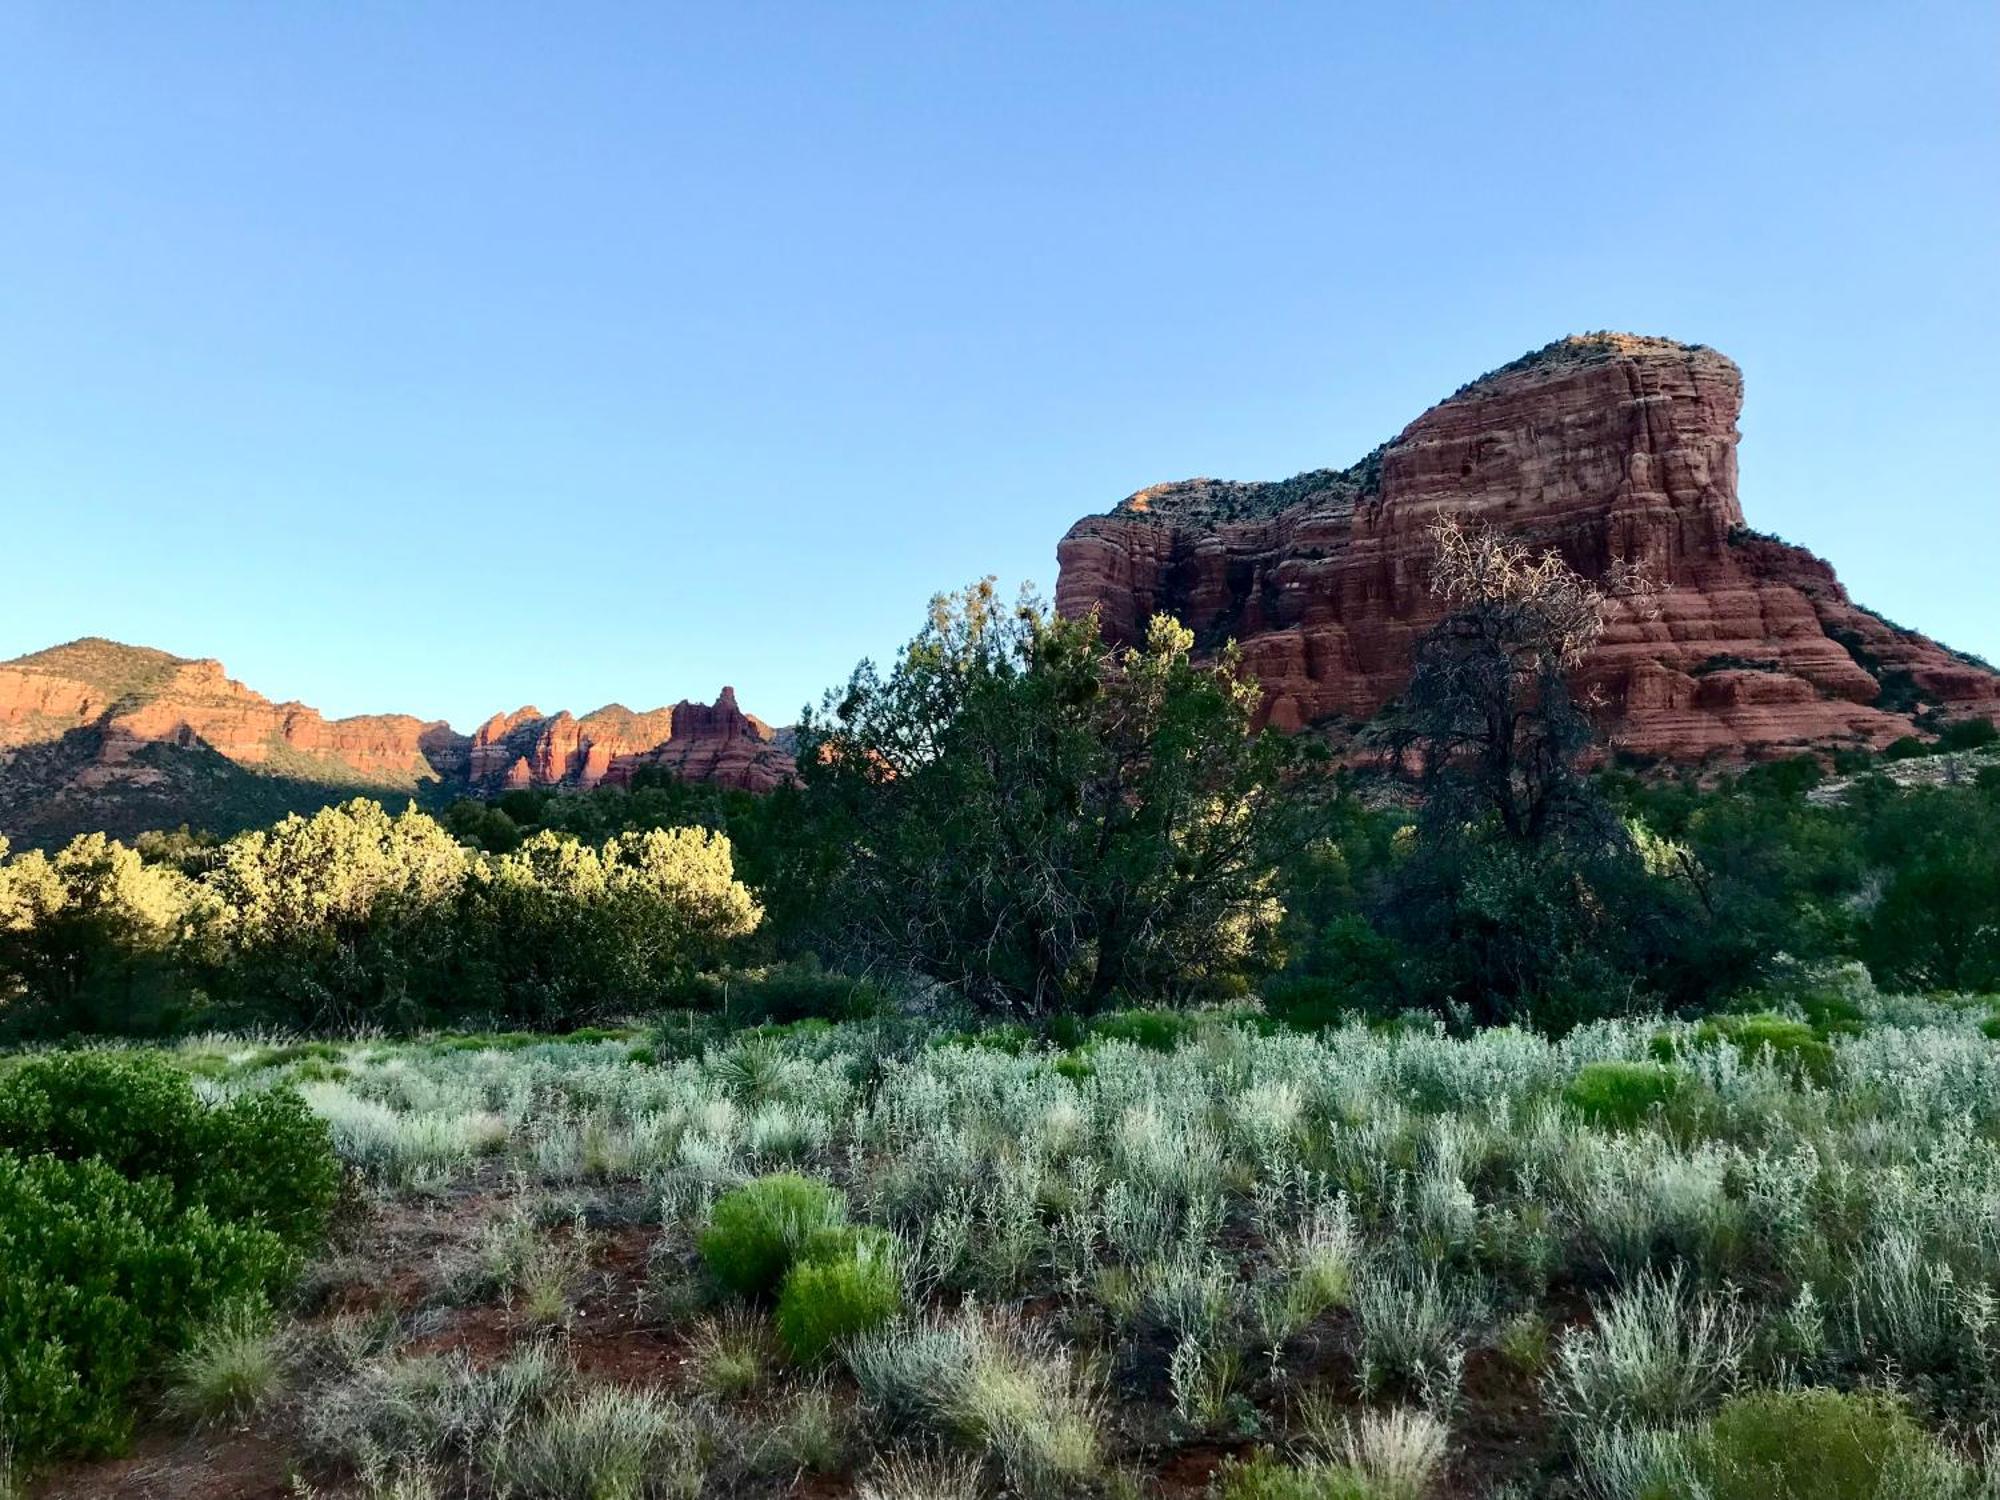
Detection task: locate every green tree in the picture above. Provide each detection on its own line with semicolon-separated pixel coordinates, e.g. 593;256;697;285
1377;523;1702;1028
0;833;201;1037
467;825;762;1024
794;581;1324;1021
204;799;469;1030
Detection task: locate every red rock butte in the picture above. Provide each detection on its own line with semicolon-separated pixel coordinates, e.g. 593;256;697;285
1056;333;2000;763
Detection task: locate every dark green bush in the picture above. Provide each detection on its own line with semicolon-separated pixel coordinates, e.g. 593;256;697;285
1267;914;1407;1026
775;1233;902;1361
1085;1008;1198;1052
698;1173;848;1297
1685;1387;1946;1500
729;967;888;1026
1937;718;1999;753
1562;1060;1683;1128
0;1050;338;1254
674;965;889;1027
942;1023;1038;1054
0;1151;290;1461
1261;974;1370;1031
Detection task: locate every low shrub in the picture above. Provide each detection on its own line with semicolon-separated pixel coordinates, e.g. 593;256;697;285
943;1023;1039;1054
1684;1387;1960;1500
1084;1008;1199;1052
777;1235;903;1362
750;1383;853;1475
489;1383;703;1500
1562;1060;1682;1128
1298;1404;1449;1500
857;1449;985;1500
675;964;890;1027
1547;1272;1747;1433
162;1301;284;1427
0;1050;339;1253
1693;1013;1836;1083
1261;975;1358;1032
1213;1450;1372;1500
698;1173;848;1297
685;1308;775;1399
0;1152;291;1460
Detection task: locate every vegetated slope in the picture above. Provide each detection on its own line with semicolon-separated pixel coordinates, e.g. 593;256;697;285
1057;332;2000;763
30;997;2000;1498
0;638;794;848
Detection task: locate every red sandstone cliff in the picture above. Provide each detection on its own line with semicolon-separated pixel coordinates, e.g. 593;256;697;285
1056;334;2000;763
464;688;791;796
0;638;794;845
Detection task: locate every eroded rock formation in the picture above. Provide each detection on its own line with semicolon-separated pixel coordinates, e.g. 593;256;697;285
464;688;791;796
0;639;793;845
1056;334;2000;762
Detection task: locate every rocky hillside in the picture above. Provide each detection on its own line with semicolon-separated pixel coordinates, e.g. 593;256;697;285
1057;333;2000;762
0;639;794;847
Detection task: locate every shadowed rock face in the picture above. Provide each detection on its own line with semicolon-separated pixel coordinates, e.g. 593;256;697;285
1056;333;2000;762
0;639;793;845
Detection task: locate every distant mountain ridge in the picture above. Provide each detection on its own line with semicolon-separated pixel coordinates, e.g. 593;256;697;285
0;638;794;847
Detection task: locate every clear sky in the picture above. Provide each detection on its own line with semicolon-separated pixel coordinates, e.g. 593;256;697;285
3;3;1995;729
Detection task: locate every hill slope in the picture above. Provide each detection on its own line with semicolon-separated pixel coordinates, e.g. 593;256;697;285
0;640;793;847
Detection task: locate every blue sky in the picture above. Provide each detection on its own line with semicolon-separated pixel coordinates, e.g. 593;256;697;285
3;3;1994;728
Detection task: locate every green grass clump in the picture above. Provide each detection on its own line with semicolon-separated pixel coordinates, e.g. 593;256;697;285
1695;1013;1837;1083
1213;1451;1372;1500
1684;1387;1954;1499
686;1308;776;1398
1552;1056;1680;1128
777;1234;903;1361
1563;1060;1682;1128
426;1031;542;1053
1084;1007;1198;1052
489;1384;700;1499
698;1173;848;1297
943;1023;1039;1054
232;1041;348;1072
163;1302;284;1427
1053;1050;1096;1081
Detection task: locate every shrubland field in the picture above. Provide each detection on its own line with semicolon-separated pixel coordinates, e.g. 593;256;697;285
16;986;2000;1499
6;556;2000;1497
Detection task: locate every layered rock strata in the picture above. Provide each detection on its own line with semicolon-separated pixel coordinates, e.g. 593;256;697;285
0;639;793;844
1056;334;2000;761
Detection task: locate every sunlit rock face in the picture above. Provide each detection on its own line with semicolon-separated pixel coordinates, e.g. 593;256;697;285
1057;333;2000;762
464;687;792;796
0;638;794;844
